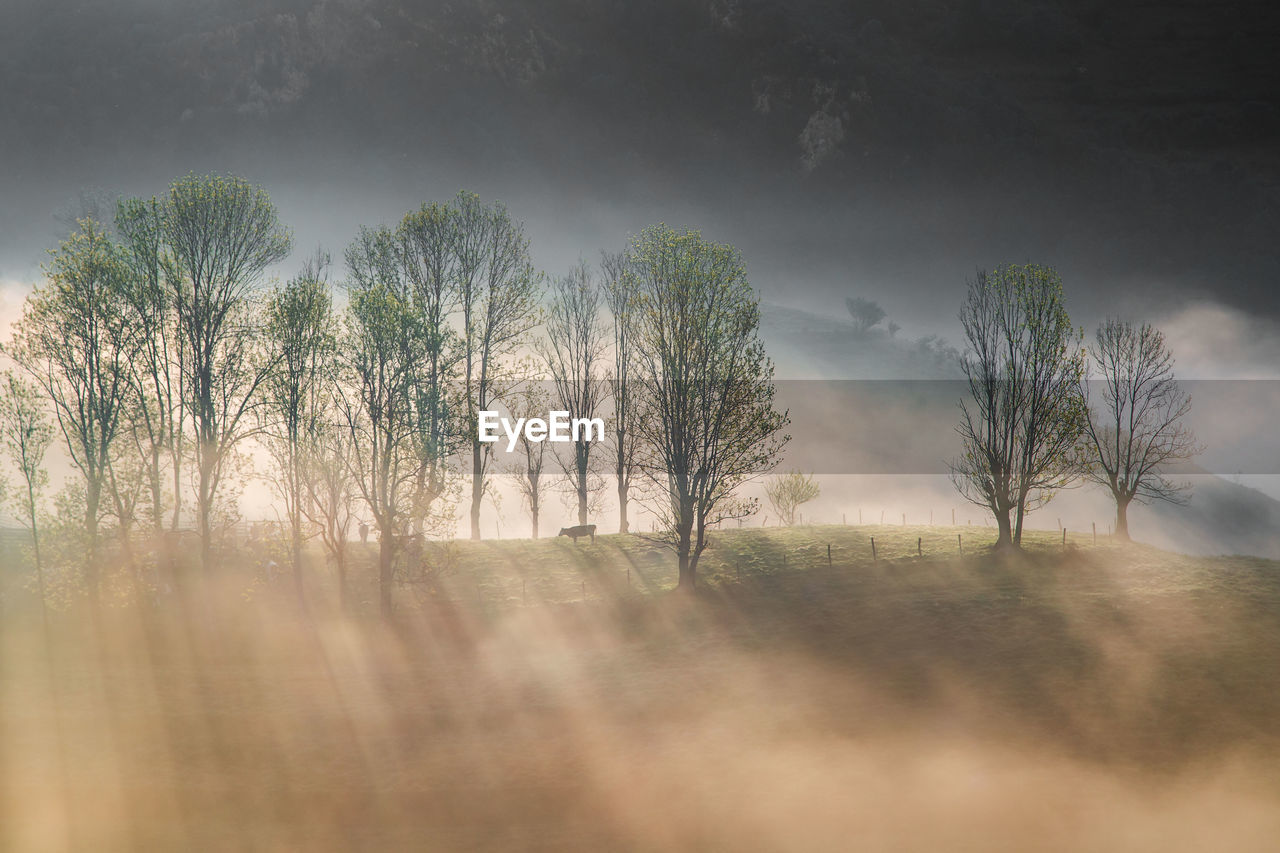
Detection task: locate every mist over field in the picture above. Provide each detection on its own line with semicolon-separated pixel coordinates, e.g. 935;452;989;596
2;2;1279;851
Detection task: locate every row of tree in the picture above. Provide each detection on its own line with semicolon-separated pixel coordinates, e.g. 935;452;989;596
0;174;790;615
951;264;1199;548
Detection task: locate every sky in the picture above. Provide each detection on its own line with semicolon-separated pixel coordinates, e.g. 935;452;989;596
2;0;1279;352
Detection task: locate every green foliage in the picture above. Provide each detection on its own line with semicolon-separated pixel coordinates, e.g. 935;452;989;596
7;218;141;594
0;371;53;531
626;223;790;583
162;173;292;566
952;263;1087;547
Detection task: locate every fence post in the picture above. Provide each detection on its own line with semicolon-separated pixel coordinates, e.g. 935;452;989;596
917;537;922;556
1062;528;1067;549
902;512;906;526
1092;522;1096;545
871;537;877;561
957;533;962;554
827;543;832;565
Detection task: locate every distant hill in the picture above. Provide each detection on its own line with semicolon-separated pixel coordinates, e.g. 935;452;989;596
1140;472;1280;559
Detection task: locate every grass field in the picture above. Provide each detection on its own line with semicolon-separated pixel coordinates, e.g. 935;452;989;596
3;525;1280;850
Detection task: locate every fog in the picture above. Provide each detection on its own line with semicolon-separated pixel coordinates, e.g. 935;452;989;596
3;0;1279;341
5;544;1280;850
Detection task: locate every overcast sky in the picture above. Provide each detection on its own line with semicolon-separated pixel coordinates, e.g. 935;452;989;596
3;0;1279;371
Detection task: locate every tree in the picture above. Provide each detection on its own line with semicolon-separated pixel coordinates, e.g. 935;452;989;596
452;192;542;539
8;220;140;602
338;226;426;617
542;261;607;526
1083;319;1199;540
950;264;1087;549
163;173;291;571
602;249;643;534
398;202;465;537
115;196;186;536
630;224;789;589
764;470;820;526
0;372;54;615
846;296;886;333
263;252;337;603
299;416;359;612
504;381;553;538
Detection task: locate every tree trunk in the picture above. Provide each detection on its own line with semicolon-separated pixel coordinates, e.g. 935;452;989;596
1115;496;1131;541
994;505;1015;550
577;460;588;527
469;441;483;540
291;522;305;607
149;446;163;535
677;549;694;589
676;504;695;589
85;482;101;606
170;448;183;532
27;482;47;625
198;449;214;572
617;477;629;534
336;549;348;614
531;502;539;539
378;534;394;618
199;497;212;574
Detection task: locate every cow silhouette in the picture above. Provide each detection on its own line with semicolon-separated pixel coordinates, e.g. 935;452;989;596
559;524;596;544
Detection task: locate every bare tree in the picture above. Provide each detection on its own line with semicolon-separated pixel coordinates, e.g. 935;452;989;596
0;371;54;615
116;196;186;536
300;416;359;612
338;226;426;617
504;381;553;538
8;220;140;602
764;470;820;526
1083;319;1199;540
542;261;607;526
163;173;291;571
452;192;542;539
951;264;1087;549
602;249;643;534
399;202;465;536
263;252;337;603
630;224;790;589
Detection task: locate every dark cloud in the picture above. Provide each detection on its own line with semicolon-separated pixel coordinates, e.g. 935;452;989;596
2;0;1279;325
